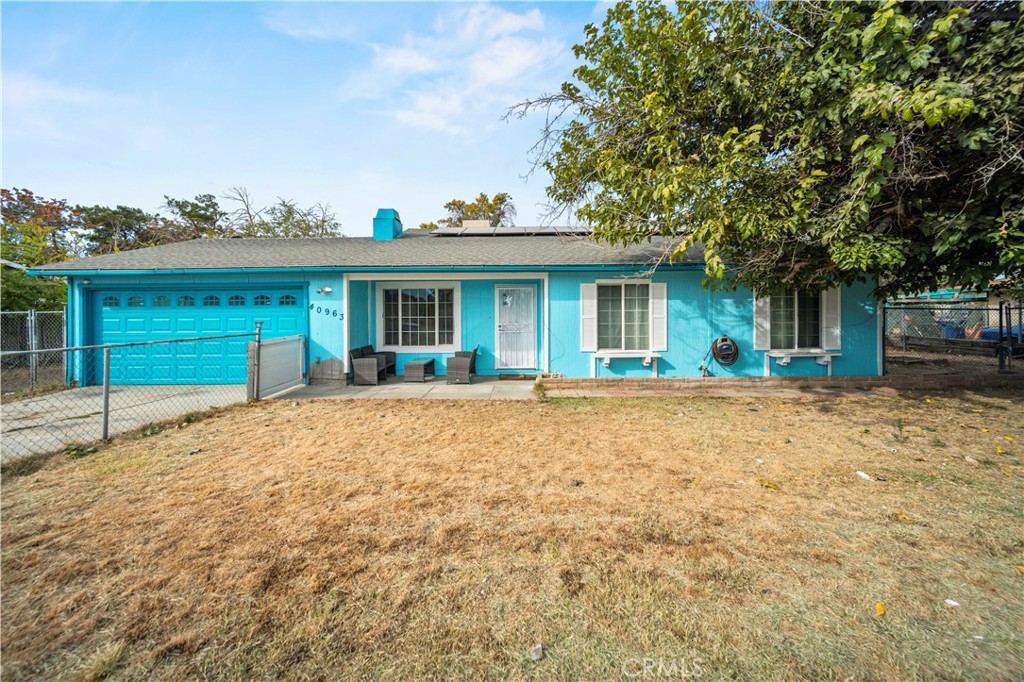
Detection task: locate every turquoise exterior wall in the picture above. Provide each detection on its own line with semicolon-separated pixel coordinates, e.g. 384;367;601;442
66;271;345;385
363;277;545;376
65;266;881;383
304;275;344;362
547;270;880;378
347;280;371;350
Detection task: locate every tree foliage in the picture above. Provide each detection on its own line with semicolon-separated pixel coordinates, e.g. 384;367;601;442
78;205;163;255
223;188;342;238
0;267;67;311
1;188;86;266
0;188;86;309
420;192;517;230
161;194;228;241
513;0;1023;297
1;187;344;310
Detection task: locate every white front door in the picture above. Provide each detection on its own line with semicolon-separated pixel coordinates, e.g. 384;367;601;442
495;286;536;369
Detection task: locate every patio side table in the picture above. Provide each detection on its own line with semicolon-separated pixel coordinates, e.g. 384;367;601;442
403;358;435;383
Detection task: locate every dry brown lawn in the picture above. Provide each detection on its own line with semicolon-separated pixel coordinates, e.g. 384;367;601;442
2;390;1023;681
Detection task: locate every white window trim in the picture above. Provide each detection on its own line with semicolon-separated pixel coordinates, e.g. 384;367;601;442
595;279;653;352
374;281;461;353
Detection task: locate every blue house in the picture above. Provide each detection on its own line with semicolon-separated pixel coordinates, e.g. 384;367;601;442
29;209;883;384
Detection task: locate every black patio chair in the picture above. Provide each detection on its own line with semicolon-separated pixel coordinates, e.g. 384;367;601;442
446;346;478;385
349;347;386;386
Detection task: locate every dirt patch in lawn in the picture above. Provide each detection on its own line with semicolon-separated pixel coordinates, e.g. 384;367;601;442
2;390;1023;680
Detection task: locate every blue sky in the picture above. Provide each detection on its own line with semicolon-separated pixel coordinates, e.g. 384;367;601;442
2;2;610;236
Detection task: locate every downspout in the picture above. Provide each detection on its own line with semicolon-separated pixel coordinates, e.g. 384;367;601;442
66;276;74;385
342;273;350;375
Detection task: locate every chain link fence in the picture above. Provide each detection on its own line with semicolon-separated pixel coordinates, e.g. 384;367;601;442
884;301;1023;375
1;310;67;399
1;332;258;465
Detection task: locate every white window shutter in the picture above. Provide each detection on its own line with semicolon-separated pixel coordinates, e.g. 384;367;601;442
650;282;668;351
753;295;770;350
580;283;598;352
822;286;842;350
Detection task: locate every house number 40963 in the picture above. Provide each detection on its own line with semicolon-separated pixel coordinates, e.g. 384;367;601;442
310;303;343;319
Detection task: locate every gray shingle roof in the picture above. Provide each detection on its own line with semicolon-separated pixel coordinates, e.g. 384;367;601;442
31;233;703;273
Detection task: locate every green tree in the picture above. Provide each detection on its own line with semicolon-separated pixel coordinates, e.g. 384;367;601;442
0;267;66;311
513;1;1023;297
223;187;342;238
78;205;162;254
1;188;83;309
1;188;85;265
420;192;516;230
161;193;227;240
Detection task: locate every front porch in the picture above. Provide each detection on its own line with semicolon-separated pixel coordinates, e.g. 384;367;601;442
280;376;536;401
340;274;547;379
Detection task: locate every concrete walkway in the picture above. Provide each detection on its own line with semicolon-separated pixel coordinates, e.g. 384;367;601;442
543;386;872;398
1;384;246;463
280;376;537;401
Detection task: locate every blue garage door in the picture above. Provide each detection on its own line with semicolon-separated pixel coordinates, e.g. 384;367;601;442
92;287;307;384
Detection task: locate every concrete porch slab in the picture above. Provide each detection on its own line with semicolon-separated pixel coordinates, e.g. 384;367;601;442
279;376;536;401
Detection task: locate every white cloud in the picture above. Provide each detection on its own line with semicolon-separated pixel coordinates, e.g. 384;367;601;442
466;36;552;90
374;45;440;75
454;5;545;42
4;71;115;108
343;4;570;137
260;6;360;42
393;91;468;136
3;72;128;144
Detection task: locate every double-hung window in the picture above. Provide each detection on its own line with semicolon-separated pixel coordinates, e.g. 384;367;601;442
770;290;821;350
380;285;456;349
597;283;650;350
755;287;841;353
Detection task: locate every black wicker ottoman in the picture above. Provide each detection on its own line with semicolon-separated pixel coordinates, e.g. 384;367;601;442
403;358;435;383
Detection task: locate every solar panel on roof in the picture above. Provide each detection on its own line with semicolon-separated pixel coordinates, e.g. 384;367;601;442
428;224;594;236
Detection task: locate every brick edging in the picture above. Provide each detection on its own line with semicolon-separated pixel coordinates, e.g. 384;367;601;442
538;374;1024;391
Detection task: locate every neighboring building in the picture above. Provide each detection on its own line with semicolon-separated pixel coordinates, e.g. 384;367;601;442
28;209;882;384
892;279;1023;329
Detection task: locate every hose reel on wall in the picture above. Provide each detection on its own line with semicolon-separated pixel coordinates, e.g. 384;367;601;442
700;335;739;376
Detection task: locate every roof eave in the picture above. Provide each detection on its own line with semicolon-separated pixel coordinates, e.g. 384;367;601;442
29;262;704;277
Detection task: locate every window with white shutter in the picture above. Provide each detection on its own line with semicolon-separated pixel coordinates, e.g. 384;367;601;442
754;288;842;351
650;282;667;351
580;283;598;351
753;295;771;350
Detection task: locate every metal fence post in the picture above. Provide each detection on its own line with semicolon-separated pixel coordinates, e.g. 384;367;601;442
881;304;888;375
1006;303;1015;372
101;347;111;442
28;309;39;390
62;306;68;385
253;321;263;401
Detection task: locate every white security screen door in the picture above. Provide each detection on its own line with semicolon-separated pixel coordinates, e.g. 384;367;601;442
495;286;536;369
